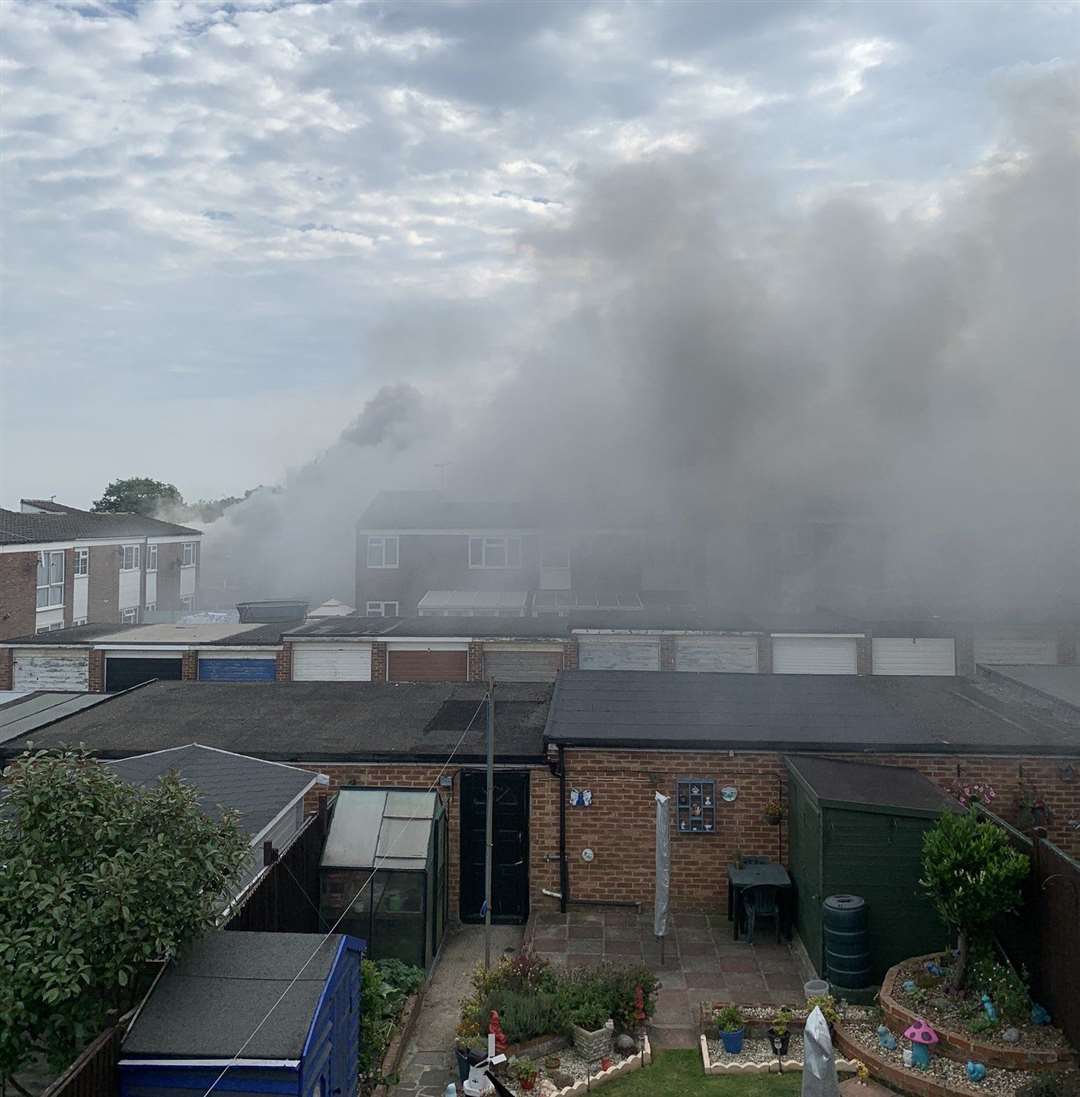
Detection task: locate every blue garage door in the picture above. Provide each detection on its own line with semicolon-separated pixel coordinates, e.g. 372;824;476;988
197;658;277;682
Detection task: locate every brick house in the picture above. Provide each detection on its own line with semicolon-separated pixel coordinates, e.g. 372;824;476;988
0;500;203;640
5;670;1077;930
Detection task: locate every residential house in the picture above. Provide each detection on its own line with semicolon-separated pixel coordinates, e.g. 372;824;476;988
0;499;203;639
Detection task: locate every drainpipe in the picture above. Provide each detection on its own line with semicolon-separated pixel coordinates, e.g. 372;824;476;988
558;744;568;914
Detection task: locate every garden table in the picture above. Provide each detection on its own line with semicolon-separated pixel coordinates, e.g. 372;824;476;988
726;862;793;941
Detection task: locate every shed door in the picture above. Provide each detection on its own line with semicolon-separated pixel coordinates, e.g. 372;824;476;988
872;638;956;676
105;656;182;692
197;654;278;681
388;650;468;682
973;627;1058;665
291;643;372;681
577;637;660;671
13;649;89;691
460;770;529;924
483;649;562;682
674;637;758;673
772;637;857;675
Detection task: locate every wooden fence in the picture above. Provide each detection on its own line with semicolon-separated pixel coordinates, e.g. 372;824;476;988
38;1025;122;1097
224;800;329;934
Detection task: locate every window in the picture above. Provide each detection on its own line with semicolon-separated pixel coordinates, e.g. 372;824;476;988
366;536;399;568
121;544;140;571
182;542;197;567
120;607;139;624
145;602;157;613
468;536;522;569
675;779;716;834
146;544;158;572
366;601;399;617
36;621;65;634
180;595;195;612
36;550;64;608
74;548;89;577
72;617;87;627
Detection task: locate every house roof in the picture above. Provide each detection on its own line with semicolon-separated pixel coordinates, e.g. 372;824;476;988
358;490;532;530
0;505;200;545
106;744;319;837
0;691;113;745
785;755;961;817
0;680;551;763
543;670;1080;756
122;931;347;1059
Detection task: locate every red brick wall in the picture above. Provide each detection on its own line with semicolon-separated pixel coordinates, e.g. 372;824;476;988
87;545;121;624
0;551;38;640
276;646;292;682
468;641;484;681
181;652;198;680
88;649;105;692
562;640;578;669
371;642;387;683
0;648;12;690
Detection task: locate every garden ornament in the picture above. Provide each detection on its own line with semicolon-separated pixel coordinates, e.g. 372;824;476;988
902;979;917;993
488;1011;508;1056
981;994;997;1022
924;960;944;977
1031;1003;1051;1026
876;1025;897;1051
801;1006;841;1097
444;1085;458;1097
903;1019;939;1070
966;1061;988;1083
1002;1027;1020;1044
902;1050;912;1068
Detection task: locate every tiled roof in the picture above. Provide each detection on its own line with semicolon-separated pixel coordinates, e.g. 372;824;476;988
0;506;201;545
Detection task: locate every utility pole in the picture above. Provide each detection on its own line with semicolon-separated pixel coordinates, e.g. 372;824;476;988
484;678;495;969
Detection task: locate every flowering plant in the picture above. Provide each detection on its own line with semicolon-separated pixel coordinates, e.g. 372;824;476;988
947;780;996;807
764;798;787;820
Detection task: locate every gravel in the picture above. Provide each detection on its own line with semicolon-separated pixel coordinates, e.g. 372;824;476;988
501;1048;634;1095
708;1033;805;1066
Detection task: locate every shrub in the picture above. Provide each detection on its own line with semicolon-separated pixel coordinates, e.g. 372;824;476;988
359;957;426;1092
967;954;1030;1024
1016;1074;1079;1097
921;808;1029;989
771;1007;795;1036
484;989;564;1044
806;993;840;1026
714;1005;744;1033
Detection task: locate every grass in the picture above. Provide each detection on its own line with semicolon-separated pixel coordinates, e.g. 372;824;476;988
595;1049;804;1095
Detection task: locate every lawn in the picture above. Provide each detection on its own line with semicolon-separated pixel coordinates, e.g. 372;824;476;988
596;1050;804;1095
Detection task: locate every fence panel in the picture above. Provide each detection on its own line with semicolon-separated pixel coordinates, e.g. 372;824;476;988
224;805;328;933
40;1025;121;1097
1031;838;1080;1049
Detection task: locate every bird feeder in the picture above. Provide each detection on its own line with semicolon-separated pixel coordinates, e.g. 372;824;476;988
904;1019;939;1069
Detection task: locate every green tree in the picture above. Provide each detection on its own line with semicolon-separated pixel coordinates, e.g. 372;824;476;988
0;748;250;1087
920;808;1030;990
91;477;183;516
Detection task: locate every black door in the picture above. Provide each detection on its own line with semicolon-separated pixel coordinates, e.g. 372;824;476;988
105;657;183;692
460;770;529;924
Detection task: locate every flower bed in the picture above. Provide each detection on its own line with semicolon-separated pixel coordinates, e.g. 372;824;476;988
881;954;1076;1071
699;1031;862;1077
498;1037;651;1096
835;1019;1079;1097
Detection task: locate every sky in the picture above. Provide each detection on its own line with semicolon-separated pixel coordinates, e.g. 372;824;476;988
2;0;1077;514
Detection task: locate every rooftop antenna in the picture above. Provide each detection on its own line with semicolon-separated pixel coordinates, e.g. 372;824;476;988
434;462;450;491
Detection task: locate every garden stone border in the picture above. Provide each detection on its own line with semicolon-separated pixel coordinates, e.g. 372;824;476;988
835;1022;976;1097
531;1036;652;1096
371;986;426;1097
699;1033;861;1077
881;954;1076;1071
697;1002;809;1038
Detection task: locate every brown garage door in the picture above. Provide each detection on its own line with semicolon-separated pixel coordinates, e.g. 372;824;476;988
388;650;468;682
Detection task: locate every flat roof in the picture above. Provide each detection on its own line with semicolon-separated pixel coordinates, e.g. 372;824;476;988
978;665;1080;712
543;670;1080;755
2;622;285;647
785;755;961;817
0;691;113;745
1;680;551;763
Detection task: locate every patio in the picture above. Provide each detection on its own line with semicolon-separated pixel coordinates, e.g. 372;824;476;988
524;909;809;1049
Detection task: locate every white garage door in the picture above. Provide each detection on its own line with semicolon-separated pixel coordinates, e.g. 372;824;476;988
772;636;858;675
577;637;660;671
13;649;90;691
974;628;1058;666
674;637;758;673
872;638;956;676
291;643;372;681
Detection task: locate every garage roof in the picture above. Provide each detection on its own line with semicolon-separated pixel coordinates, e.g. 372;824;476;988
544;670;1080;755
0;692;112;745
785;756;961;818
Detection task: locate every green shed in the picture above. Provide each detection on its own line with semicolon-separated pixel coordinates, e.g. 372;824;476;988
785;755;960;985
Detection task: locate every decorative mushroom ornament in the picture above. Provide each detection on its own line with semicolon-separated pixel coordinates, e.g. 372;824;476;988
903;1019;939;1070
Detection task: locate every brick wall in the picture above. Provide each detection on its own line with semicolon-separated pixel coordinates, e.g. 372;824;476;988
756;634;773;674
659;636;676;671
562;640;578;669
0;551;37;640
181;652;198;681
467;641;485;682
88;649;105;692
87;545;121;623
155;543;183;612
371;642;387;682
0;648;12;690
62;549;75;628
856;636;872;675
275;646;292;682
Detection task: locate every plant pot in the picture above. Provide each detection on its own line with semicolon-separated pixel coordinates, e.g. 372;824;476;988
767;1028;791;1057
765;813;783;826
521;1078;535;1091
572;1021;613;1061
720;1027;745;1055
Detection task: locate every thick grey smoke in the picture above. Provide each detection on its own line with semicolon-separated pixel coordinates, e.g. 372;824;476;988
201;62;1079;615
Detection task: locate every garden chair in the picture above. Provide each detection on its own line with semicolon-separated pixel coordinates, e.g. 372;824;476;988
742;883;781;944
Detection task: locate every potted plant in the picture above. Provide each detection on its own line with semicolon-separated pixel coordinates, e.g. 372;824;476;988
764;798;786;825
805;993;840;1034
512;1057;539;1091
768;1007;794;1057
714;1005;745;1054
569;1000;614;1060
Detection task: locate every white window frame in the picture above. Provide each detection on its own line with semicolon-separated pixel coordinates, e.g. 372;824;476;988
121;544;140;571
145;601;157;613
366;536;399;569
36;620;65;634
146;544;158;572
365;601;400;617
468;535;522;569
36;550;65;609
74;548;89;577
120;607;139;624
72;617;87;627
181;542;197;567
180;595;195;612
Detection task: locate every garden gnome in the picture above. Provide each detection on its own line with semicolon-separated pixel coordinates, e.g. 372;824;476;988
903;1019;939;1070
876;1025;897;1051
966;1061;987;1083
488;1010;508;1056
801;1006;841;1097
634;984;647;1034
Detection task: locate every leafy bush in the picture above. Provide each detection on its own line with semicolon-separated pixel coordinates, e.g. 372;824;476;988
484;989;564;1044
806;993;840;1026
966;954;1030;1024
359;957;426;1093
921;809;1029;988
1016;1074;1080;1097
714;1005;744;1033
